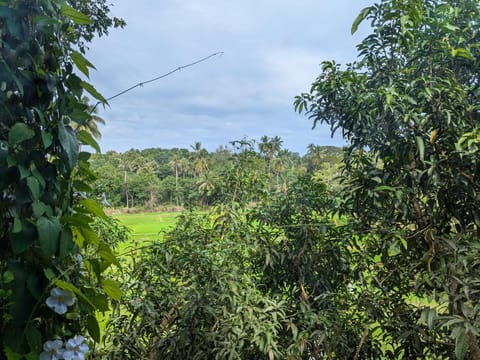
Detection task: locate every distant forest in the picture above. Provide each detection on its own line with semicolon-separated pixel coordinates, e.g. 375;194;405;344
89;137;344;209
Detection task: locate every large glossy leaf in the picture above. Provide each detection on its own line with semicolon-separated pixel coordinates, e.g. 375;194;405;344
58;122;78;170
37;216;61;257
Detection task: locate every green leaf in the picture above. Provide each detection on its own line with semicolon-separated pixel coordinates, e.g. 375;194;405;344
73;180;93;193
26;176;40;200
12;216;22;233
11;220;35;254
452;48;474;61
71;51;96;78
41;132;53;148
37;216;61;257
416;136;425;161
85;292;110;312
58;122;78;170
32;201;47;218
351;7;372;34
55;280;95;309
60;4;92;25
102;279;122;301
455;327;469;360
43;268;56;281
77;130;101;153
4;347;22;360
79;225;100;246
98;242;121;268
25;323;42;353
59;227;75;258
80;81;107;103
79;198;107;219
8;123;35;145
86;316;101;342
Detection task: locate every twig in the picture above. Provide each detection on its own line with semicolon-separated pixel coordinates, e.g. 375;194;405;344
353;327;369;360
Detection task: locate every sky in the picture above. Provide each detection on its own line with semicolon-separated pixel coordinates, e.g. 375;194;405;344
87;0;372;155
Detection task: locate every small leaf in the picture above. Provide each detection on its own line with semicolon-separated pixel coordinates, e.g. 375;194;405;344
80;81;107;103
351;7;372;34
71;51;96;77
8;123;35;145
102;279;122;301
416;136;425;161
86;316;101;343
60;4;92;25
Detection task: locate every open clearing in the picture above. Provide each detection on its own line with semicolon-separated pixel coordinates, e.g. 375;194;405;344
113;211;180;243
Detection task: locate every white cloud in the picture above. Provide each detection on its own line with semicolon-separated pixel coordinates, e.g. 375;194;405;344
88;0;371;154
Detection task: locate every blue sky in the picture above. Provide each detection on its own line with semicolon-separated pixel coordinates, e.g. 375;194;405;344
88;0;371;154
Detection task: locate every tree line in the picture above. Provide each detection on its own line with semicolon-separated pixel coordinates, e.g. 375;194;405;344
89;138;344;209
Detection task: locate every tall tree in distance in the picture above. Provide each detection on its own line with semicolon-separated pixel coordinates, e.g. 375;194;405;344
296;0;480;358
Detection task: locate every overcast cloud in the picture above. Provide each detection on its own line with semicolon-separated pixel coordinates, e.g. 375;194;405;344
88;0;371;154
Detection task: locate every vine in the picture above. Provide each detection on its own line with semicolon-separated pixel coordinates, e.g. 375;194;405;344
0;1;123;358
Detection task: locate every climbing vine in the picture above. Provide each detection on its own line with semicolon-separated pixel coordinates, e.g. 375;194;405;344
0;0;123;358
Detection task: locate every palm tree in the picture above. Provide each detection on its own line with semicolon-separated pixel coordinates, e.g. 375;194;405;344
168;156;183;205
258;135;283;176
73;96;106;139
197;172;215;206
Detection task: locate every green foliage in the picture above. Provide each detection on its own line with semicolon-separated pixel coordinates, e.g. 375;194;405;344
102;166;362;358
88;140;342;209
0;0;123;357
296;0;480;357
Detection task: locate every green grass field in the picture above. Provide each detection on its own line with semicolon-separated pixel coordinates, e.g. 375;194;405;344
113;211;180;243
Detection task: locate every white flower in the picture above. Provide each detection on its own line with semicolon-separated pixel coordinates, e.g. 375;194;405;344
40;339;64;360
63;335;89;360
46;287;75;314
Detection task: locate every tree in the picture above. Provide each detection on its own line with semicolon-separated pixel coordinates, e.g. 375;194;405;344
296;0;480;357
168;156;183;205
258;135;283;177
